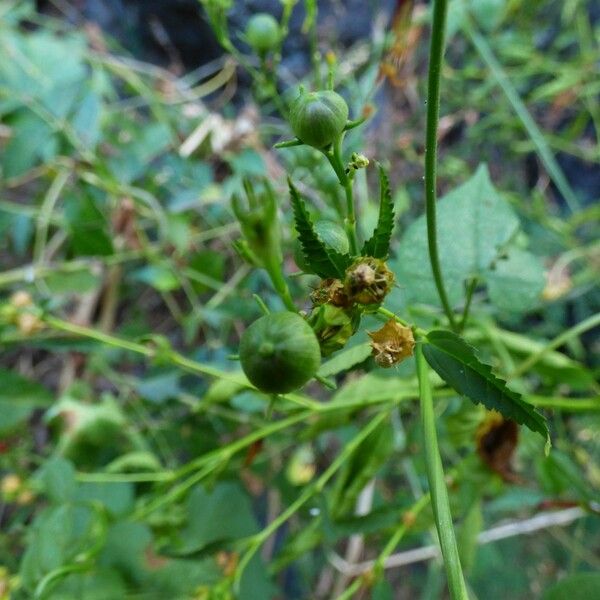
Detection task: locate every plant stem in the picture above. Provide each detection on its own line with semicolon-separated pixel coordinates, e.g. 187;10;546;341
265;255;297;312
234;410;390;590
458;277;478;332
463;19;580;213
43;315;321;410
416;343;468;599
377;306;427;337
424;0;458;331
511;312;600;378
326;137;359;255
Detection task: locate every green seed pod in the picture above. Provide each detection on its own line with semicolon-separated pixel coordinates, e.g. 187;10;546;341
294;220;349;273
239;312;321;394
289;90;349;149
245;13;281;55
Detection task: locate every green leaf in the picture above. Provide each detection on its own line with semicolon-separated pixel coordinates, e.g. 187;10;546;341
542;574;600;600
289;178;351;278
75;482;134;518
71;91;102;149
535;450;595;502
422;330;548;441
48;569;127;600
19;504;96;593
176;482;258;554
64;195;114;257
318;342;372;378
485;248;545;312
131;264;180;292
0;368;53;435
330;372;418;406
361;163;395;259
44;268;102;294
392;164;520;308
1;111;56;178
36;457;76;504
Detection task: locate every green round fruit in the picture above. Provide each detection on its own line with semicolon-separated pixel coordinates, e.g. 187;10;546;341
289;90;349;149
294;220;349;273
240;312;321;394
245;13;280;54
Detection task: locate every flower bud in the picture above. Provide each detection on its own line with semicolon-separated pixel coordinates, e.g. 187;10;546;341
289;90;349;149
245;13;281;55
232;178;282;268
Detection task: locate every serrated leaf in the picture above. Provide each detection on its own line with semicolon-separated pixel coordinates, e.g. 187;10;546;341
289;178;351;278
422;330;548;441
361;163;395;259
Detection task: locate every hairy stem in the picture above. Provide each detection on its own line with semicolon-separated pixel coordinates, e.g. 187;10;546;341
424;0;458;330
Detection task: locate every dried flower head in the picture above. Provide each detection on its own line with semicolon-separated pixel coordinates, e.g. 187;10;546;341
368;319;415;368
310;278;350;308
344;257;394;306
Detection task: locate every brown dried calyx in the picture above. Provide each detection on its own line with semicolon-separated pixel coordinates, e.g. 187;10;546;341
367;319;415;368
310;278;351;308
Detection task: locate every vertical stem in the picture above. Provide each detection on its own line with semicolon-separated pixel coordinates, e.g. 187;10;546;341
416;343;468;599
329;136;359;255
458;276;478;332
424;0;458;330
264;255;296;312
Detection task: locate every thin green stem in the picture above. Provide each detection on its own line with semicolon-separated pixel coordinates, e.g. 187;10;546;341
424;0;458;331
511;312;600;378
335;137;359;255
416;344;468;599
264;255;297;312
325;136;359;254
377;306;427;337
524;395;600;412
458;277;478;332
234;409;390;590
463;18;580;213
371;492;431;575
43;315;321;411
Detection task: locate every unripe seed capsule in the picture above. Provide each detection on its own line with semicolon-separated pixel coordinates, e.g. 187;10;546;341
289;90;349;149
245;14;281;55
239;312;321;394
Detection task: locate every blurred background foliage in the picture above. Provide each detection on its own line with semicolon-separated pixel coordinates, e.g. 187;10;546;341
0;0;598;598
